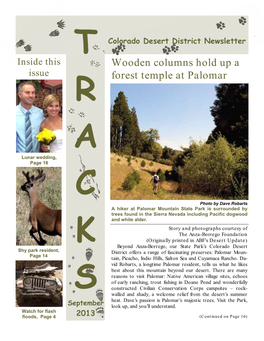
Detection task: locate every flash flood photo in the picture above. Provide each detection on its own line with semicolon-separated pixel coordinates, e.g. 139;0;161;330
16;261;63;307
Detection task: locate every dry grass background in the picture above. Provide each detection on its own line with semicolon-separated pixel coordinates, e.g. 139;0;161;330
16;167;62;246
110;153;215;200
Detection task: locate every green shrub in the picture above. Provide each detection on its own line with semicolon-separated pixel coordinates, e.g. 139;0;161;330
231;175;248;199
141;160;146;167
166;166;183;182
117;158;121;162
132;171;141;184
182;137;248;198
160;158;173;166
122;175;136;191
122;171;141;191
149;162;154;166
157;169;166;181
165;170;170;180
122;145;132;155
141;153;154;161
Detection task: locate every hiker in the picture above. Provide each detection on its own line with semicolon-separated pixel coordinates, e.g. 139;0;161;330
150;172;159;195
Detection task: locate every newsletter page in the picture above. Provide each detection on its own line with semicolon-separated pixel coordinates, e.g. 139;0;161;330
6;8;263;341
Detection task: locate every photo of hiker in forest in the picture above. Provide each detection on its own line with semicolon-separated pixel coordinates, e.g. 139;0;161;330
110;84;248;200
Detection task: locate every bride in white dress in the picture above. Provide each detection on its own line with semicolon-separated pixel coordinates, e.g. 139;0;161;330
39;94;63;153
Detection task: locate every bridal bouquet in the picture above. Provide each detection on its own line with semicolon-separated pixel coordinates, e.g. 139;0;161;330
36;128;56;152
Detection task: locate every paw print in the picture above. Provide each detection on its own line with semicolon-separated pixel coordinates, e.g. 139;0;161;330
49;19;66;37
216;21;226;30
96;306;104;317
57;20;65;29
171;44;179;53
118;44;126;52
49;29;60;37
67;124;76;133
162;46;171;55
93;45;100;50
16;39;25;48
16;39;32;51
78;112;86;118
86;248;93;261
112;44;126;55
96;289;103;301
24;44;32;52
239;16;247;25
90;60;101;67
49;20;65;37
85;268;94;274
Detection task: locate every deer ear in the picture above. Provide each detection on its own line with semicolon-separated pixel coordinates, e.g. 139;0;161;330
37;173;46;186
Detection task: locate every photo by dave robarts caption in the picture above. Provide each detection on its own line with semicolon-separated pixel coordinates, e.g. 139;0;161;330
110;226;248;309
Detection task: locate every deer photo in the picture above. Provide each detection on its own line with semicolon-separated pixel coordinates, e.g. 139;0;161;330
21;169;62;245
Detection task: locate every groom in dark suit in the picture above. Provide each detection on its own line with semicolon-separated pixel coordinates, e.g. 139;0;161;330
16;81;44;153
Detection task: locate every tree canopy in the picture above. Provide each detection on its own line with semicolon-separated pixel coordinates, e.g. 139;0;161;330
111;92;167;161
208;84;248;148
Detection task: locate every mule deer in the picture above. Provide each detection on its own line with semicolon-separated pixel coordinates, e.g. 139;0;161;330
21;169;62;245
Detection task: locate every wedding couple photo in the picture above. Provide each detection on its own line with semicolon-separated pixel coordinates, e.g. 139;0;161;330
16;80;63;153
